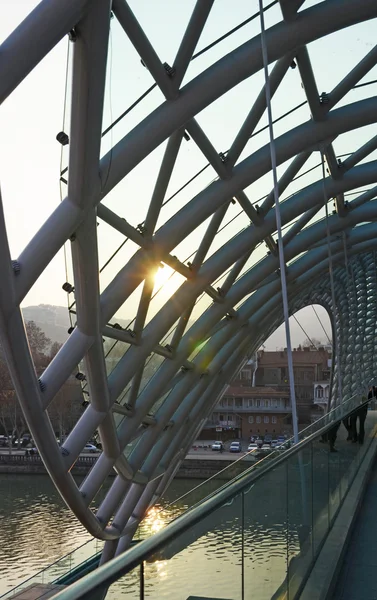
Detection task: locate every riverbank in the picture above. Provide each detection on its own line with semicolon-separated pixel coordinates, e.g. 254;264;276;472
0;453;254;480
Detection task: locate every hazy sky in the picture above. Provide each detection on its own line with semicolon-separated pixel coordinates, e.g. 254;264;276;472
1;1;375;349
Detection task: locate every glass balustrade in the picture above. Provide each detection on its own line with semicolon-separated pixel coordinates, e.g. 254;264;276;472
51;397;377;600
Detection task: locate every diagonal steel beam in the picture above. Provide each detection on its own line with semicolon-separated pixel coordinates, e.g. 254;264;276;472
349;184;377;210
295;46;342;181
343;134;377;171
186;119;277;252
185;118;229;178
260;150;312;214
171;204;230;350
328;44;377;109
279;0;305;21
226;52;295;168
172;0;215;91
219;248;254;295
144;131;184;236
112;0;173;99
0;0;91;103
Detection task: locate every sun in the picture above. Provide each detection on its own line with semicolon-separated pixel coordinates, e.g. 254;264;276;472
152;265;181;298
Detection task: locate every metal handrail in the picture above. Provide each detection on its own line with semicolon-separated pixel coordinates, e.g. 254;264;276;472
53;393;369;599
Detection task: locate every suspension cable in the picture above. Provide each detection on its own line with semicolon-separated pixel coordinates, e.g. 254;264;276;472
311;305;331;344
259;0;299;443
321;151;343;408
291;313;318;349
59;39;73;330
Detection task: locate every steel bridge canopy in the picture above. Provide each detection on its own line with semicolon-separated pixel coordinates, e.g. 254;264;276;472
0;0;377;557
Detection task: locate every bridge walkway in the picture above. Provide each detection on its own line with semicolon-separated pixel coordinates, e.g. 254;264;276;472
334;454;377;600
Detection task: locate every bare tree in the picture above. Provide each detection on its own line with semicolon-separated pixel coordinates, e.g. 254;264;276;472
302;337;326;349
0;361;26;454
25;320;51;362
50;341;63;359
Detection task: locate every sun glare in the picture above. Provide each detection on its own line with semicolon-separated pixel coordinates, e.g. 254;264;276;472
153;265;180;298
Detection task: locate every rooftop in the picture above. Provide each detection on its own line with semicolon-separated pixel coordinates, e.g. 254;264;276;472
259;349;330;366
225;385;290;398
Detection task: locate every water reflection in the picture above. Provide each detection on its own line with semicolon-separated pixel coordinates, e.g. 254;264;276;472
0;475;220;595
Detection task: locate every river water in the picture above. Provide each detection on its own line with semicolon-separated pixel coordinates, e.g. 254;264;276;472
0;474;224;597
0;470;293;599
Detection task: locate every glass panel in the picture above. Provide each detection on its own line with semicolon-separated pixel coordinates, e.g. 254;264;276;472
143;493;243;600
312;438;330;555
338;418;359;501
287;446;313;598
106;565;141;600
243;464;288;599
1;538;104;598
328;423;341;524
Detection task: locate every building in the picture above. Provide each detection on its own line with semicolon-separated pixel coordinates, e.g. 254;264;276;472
210;385;292;439
203;346;332;439
255;346;332;422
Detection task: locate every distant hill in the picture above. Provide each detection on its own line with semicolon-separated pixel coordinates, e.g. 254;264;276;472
22;305;131;346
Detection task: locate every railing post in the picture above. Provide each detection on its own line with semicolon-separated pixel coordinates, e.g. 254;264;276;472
140;560;144;600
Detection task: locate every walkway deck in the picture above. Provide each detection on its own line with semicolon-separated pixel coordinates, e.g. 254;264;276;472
334;455;377;600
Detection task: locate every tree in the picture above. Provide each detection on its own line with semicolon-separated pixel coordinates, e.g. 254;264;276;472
302;337;327;349
25;320;51;361
0;360;26;453
50;341;63;359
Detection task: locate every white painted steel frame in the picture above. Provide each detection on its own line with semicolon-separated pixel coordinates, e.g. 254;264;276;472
0;0;377;553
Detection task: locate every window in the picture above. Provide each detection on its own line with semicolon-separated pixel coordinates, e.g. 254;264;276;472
248;416;254;424
235;398;242;408
256;399;260;407
219;414;224;421
272;416;277;424
264;416;269;423
256;416;261;423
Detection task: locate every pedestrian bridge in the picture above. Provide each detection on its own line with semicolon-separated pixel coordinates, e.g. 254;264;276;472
1;0;377;596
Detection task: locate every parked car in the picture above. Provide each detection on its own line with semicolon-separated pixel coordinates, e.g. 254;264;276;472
264;434;273;444
271;439;278;448
256;437;264;447
260;444;272;453
277;435;286;443
229;441;242;453
249;435;256;443
211;441;224;451
247;443;258;452
82;443;99;454
27;447;39;455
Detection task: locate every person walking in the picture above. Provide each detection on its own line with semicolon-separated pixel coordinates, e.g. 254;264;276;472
350;390;371;445
328;421;340;452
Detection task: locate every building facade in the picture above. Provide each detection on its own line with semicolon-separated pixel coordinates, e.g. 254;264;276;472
203;346;332;439
209;385;292;438
255;347;332;422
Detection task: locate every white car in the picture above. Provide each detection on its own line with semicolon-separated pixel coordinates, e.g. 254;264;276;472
260;444;272;452
211;441;223;451
82;443;99;453
247;443;258;452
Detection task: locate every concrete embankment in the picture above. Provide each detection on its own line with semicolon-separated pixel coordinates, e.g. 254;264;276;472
0;454;252;480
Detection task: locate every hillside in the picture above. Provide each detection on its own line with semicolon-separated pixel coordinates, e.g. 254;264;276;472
22;305;131;346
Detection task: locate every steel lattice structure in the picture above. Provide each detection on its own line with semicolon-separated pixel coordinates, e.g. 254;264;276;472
1;0;377;558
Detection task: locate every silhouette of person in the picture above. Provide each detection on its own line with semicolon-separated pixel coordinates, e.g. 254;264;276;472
350;391;370;445
328;422;340;452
